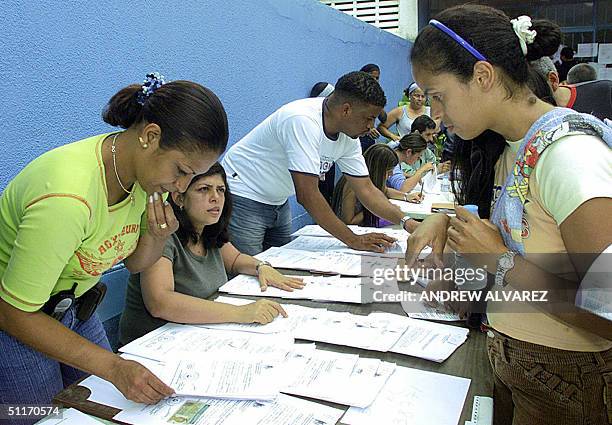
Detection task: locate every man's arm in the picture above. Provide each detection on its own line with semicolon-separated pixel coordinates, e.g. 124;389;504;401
290;171;395;252
346;175;419;232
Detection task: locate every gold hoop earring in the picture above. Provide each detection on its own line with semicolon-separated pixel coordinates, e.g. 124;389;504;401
139;136;149;149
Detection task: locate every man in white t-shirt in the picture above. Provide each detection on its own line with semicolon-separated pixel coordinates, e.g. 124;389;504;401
221;71;418;255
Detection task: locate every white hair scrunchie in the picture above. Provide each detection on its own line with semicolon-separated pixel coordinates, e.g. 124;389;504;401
511;15;537;56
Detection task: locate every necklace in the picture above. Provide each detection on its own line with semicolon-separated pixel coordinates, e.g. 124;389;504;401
110;133;134;204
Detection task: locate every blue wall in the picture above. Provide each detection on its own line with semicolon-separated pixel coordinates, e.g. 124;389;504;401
0;0;412;229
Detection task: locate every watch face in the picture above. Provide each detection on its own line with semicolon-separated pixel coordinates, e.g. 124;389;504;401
500;254;513;268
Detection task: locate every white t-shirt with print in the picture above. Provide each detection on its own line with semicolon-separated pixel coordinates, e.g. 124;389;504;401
221;97;369;205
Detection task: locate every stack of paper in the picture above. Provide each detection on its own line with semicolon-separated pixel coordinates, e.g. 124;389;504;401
201;297;410;352
401;299;463;322
256;247;363;275
189;297;467;362
341;366;471;425
283;348;396;408
198;301;325;334
118;323;294;361
389;318;470;362
218;274;399;304
282;235;408;258
291;224;408;240
36;408;103;424
114;393;344;425
294;310;410;352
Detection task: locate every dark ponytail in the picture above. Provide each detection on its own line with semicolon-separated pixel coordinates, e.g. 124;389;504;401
525;20;562;61
103;84;143;129
102;78;229;155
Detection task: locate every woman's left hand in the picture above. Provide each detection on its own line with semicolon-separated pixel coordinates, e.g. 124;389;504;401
258;266;305;292
447;206;507;270
146;192;178;240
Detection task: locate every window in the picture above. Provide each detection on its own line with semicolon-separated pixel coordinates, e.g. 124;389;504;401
321;0;401;33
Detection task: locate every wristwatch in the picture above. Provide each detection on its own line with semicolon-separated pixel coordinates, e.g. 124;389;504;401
495;251;517;287
400;214;412;231
255;261;272;276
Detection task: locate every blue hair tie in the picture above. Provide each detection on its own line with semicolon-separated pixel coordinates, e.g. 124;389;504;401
137;72;167;105
429;19;487;62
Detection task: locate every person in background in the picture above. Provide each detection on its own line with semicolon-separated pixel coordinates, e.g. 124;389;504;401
378;82;431;141
567;63;598;84
310;81;337;205
221;71;420;256
386;132;435;193
358;64;388;152
407;6;612;424
119;163;303;345
310;81;335;98
411;116;450;168
0;73;229;415
531;53;612;120
393;115;451;174
332;144;422;226
555;46;578;82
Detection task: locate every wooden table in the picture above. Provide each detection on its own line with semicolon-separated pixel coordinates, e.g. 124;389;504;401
53;273;493;424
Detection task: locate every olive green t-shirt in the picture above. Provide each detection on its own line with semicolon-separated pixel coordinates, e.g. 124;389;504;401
119;234;228;344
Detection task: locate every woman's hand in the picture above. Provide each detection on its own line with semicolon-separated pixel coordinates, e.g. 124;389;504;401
437;161;451;174
405;192;424;204
418;162;435;176
239;299;288;324
405;213;450;268
110;357;174;404
447;206;507;270
146;192;178;240
257;266;305;292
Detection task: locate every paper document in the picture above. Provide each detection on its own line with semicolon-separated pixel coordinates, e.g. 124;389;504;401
576;42;598;57
401;299;463;321
118;323;293;361
80;374;141;410
341;366;471;425
389;318;469;362
284;350;396;408
283;235;407;258
598;43;612;64
115;393;342;425
201;299;329;334
292;224;408;240
256;247;376;276
36;408;104;425
294;310;409;352
147;355;285;399
219;273;399;304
